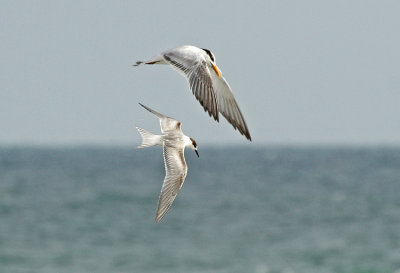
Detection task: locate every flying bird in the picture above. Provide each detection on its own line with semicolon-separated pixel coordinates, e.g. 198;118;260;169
136;103;199;222
134;45;251;141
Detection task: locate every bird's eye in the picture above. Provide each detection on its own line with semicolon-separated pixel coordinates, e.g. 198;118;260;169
201;48;214;62
190;137;197;148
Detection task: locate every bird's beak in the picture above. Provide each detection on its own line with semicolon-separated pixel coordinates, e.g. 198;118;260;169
211;63;221;78
195;149;199;158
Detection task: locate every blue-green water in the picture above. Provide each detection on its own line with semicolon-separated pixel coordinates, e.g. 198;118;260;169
0;146;399;273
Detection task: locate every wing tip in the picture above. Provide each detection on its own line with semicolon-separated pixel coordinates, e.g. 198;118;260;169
228;121;252;141
239;127;252;141
240;125;252;141
201;105;219;121
208;110;219;122
246;134;252;141
237;128;252;141
155;207;168;223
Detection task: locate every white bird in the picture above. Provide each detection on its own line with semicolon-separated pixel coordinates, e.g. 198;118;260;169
134;45;251;141
136;103;199;222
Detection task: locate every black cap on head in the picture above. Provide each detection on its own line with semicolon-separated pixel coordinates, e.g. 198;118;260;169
189;137;197;148
201;48;215;62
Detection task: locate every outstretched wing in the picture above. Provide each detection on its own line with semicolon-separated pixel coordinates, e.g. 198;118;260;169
210;73;252;141
156;142;187;222
139;103;182;133
162;49;219;121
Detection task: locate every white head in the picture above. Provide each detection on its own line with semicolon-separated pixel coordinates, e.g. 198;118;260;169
185;136;199;157
201;48;216;63
201;48;221;78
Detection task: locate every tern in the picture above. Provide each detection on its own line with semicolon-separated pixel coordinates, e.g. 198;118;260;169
136;103;199;222
134;45;251;141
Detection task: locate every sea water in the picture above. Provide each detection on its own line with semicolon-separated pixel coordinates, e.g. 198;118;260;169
0;146;399;273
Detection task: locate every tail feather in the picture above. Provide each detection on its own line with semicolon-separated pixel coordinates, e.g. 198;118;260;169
133;55;166;67
133;60;160;67
133;61;144;67
136;127;162;148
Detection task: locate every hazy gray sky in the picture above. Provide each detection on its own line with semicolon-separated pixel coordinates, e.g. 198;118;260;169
1;1;399;145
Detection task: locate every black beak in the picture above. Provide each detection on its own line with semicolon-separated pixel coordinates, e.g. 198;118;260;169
195;149;199;158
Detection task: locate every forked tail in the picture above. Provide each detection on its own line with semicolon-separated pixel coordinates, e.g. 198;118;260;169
133;55;166;67
136;127;162;148
133;61;144;66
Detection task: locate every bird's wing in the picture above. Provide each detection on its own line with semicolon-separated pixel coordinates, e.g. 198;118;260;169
162;51;219;121
156;141;187;222
139;103;182;133
210;73;252;141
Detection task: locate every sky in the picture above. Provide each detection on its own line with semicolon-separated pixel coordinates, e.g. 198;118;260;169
1;1;399;146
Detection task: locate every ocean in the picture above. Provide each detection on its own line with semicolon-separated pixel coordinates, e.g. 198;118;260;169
0;146;399;273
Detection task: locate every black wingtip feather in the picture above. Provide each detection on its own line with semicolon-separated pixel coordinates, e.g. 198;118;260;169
240;128;252;141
